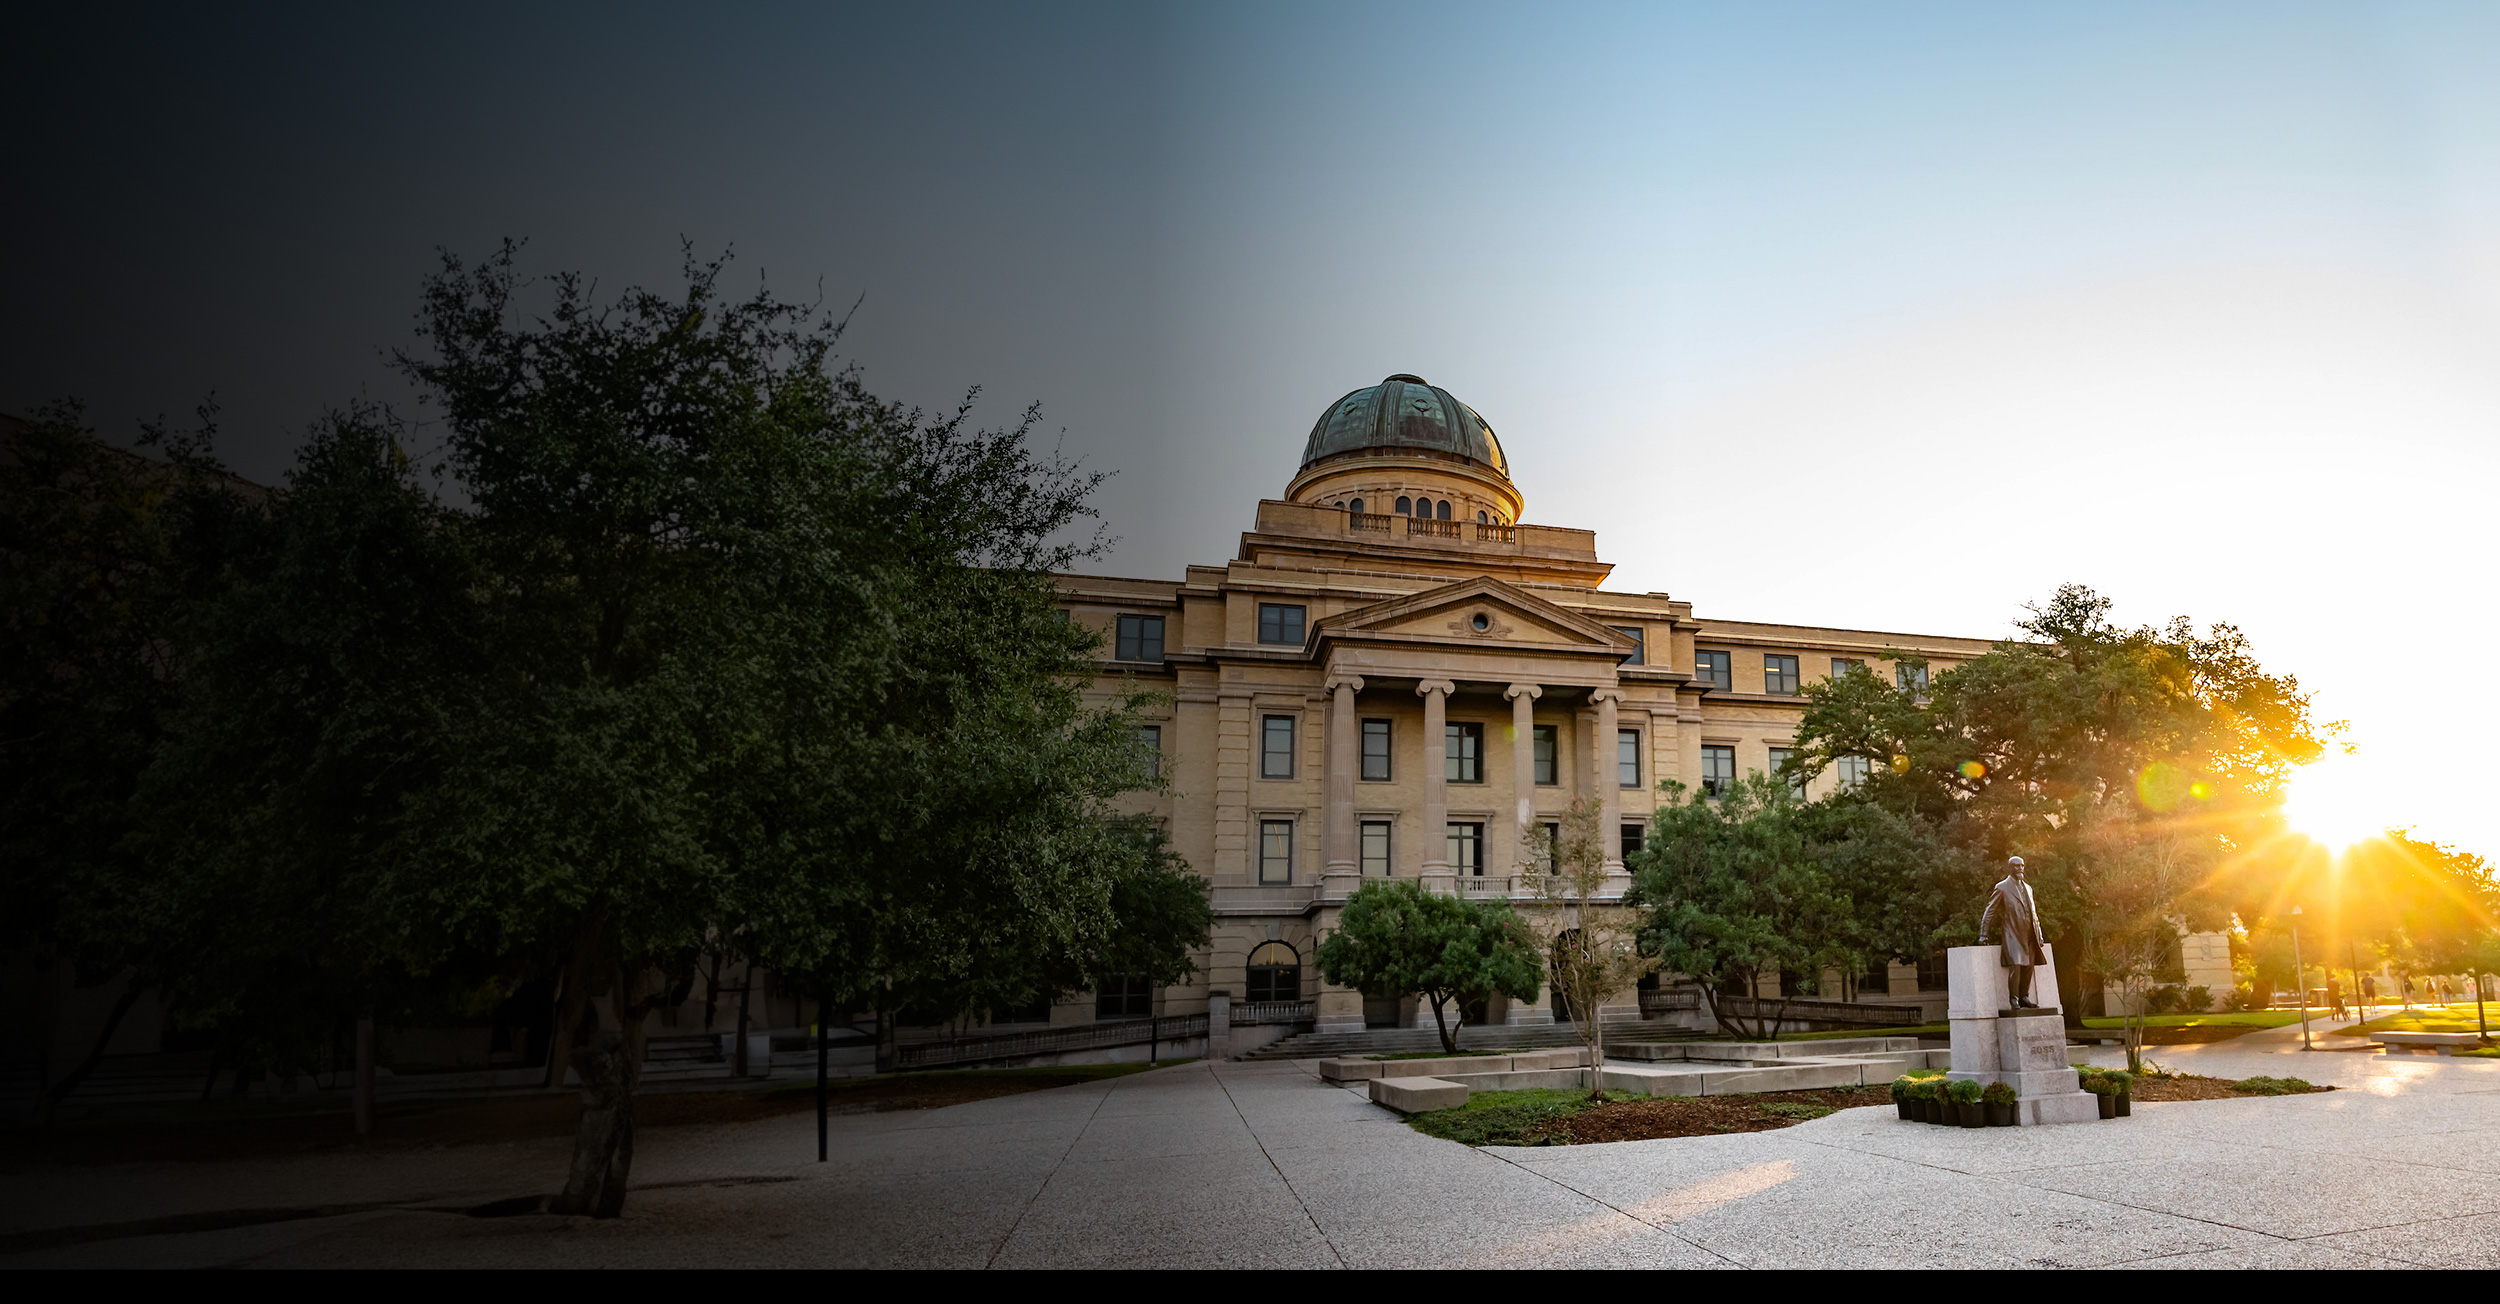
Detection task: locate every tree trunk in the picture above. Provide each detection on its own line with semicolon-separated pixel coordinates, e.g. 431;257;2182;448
1428;993;1458;1054
542;917;602;1090
547;1028;634;1218
354;1017;376;1136
38;981;143;1124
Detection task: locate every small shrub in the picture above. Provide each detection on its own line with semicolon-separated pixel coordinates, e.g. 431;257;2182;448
1758;1102;1834;1120
1888;1076;1912;1103
2077;1069;2115;1096
1981;1081;2016;1105
2183;985;2212;1012
2102;1069;2133;1095
2231;1075;2316;1096
1946;1078;1982;1104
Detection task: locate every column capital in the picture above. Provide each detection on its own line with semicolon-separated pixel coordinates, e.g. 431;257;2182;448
1324;674;1366;695
1588;687;1626;706
1416;679;1457;698
1503;682;1543;702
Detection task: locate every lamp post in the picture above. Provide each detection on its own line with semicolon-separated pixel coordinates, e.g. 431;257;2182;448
2291;906;2312;1051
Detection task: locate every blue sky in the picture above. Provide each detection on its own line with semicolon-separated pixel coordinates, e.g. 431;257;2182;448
8;2;2496;850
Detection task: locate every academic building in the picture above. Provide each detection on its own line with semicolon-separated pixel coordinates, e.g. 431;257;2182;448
1052;375;2007;1042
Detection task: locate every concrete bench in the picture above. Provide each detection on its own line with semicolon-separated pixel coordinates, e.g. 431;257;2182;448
1369;1075;1469;1113
2372;1032;2492;1055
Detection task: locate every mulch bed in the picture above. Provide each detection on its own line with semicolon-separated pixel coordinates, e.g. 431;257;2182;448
1539;1085;1891;1144
1;1069;1125;1166
2127;1073;2336;1102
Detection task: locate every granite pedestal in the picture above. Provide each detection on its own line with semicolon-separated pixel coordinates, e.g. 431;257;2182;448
1944;943;2098;1126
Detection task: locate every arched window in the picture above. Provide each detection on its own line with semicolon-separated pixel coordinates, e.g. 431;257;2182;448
1436;499;1451;520
1348;497;1364;516
1395;496;1412;516
1476;510;1488;524
1245;941;1301;1004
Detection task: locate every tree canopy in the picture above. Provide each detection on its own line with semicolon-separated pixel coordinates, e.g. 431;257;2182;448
1315;879;1540;1054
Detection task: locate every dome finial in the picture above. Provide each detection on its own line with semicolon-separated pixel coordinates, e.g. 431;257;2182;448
1383;373;1428;385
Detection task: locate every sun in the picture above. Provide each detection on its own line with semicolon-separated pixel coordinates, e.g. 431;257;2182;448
2280;751;2393;851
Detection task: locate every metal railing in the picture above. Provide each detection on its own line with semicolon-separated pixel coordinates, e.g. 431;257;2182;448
895;1013;1211;1070
1230;1001;1315;1026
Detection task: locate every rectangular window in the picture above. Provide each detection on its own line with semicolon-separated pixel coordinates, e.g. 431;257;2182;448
1533;725;1558;785
1360;718;1392;781
1610;625;1645;666
1138;725;1162;781
1621;823;1645;858
1917;950;1949;992
1837;754;1870;789
1767;745;1802;794
1114;614;1165;663
1360;820;1392;876
1700;744;1736;798
1896;663;1929;692
1257;602;1306;646
1258;819;1294;884
1260;715;1295;779
1830;656;1864;678
1446;822;1484;876
1694;649;1731;691
1445;722;1483;783
1538;822;1561;871
1764;654;1800;695
1617;729;1640;788
1095;975;1152;1020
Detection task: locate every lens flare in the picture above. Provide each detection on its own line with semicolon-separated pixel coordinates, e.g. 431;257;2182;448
1958;760;1986;779
2281;752;2390;851
1891;754;1910;774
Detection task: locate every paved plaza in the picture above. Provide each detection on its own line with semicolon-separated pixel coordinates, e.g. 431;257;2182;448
4;1022;2496;1268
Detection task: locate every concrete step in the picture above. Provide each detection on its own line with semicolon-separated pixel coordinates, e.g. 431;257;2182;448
1238;1021;1702;1061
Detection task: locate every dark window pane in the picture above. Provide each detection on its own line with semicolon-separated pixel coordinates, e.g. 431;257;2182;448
1618;729;1640;788
1096;975;1152;1019
1695;650;1731;690
1259;820;1294;884
1257;603;1305;646
1261;715;1294;779
1621;824;1645;857
1611;626;1645;666
1446;822;1483;875
1533;725;1557;785
1348;497;1364;515
1360;718;1391;780
1360;821;1392;876
1396;496;1412;515
1138;725;1161;781
1115;614;1164;663
1701;745;1736;798
1436;499;1451;520
1765;655;1799;695
1445;723;1482;783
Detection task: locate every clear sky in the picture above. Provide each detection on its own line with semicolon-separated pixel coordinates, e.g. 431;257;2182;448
8;2;2497;853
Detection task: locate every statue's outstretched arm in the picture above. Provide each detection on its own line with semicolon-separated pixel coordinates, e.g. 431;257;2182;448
1979;892;2002;945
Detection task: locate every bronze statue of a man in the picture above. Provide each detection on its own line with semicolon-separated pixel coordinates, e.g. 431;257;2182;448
1979;856;2049;1009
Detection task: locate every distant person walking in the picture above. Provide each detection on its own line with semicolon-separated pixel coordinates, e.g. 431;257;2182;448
2327;976;2347;1021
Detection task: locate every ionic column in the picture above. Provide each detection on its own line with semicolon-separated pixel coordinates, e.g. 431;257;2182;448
1321;675;1364;895
1505;683;1542;874
1417;679;1455;893
1591;688;1625;877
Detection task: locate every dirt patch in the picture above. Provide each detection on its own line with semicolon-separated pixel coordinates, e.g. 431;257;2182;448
1540;1085;1891;1144
2128;1073;2335;1102
0;1067;1150;1167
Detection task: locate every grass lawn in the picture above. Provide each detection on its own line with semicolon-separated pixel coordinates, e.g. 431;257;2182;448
1405;1084;1892;1146
2341;1005;2498;1036
2080;1012;2307;1030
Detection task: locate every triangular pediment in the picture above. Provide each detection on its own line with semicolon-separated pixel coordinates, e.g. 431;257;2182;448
1319;577;1635;653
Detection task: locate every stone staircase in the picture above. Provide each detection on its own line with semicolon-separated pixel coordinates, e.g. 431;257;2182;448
1238;1021;1703;1061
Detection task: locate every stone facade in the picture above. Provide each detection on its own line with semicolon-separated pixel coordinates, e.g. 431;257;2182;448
1052;375;2002;1031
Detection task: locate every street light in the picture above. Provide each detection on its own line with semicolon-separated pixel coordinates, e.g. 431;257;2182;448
2291;905;2312;1051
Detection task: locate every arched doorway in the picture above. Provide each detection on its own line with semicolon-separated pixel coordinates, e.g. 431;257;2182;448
1245;941;1302;1004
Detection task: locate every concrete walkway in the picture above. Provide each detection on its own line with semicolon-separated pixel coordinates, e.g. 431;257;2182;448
4;1036;2496;1268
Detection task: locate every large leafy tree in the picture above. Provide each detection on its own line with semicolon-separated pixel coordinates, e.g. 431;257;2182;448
0;404;253;1116
369;242;1166;1215
1315;879;1541;1054
1627;775;1864;1039
1789;584;2327;1021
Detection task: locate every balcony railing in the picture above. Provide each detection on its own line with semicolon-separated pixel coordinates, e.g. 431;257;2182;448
1475;522;1516;543
1407;517;1461;539
1346;511;1394;534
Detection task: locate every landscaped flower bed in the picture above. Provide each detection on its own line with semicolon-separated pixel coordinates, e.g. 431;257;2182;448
1405;1085;1891;1146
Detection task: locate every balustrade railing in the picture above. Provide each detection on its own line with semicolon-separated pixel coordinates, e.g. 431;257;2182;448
1474;522;1517;543
1407;517;1461;539
1346;511;1394;534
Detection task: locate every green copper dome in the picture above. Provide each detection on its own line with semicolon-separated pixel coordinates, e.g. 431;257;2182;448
1299;375;1509;479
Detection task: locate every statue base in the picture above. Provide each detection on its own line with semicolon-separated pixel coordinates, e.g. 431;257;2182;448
1944;944;2096;1126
